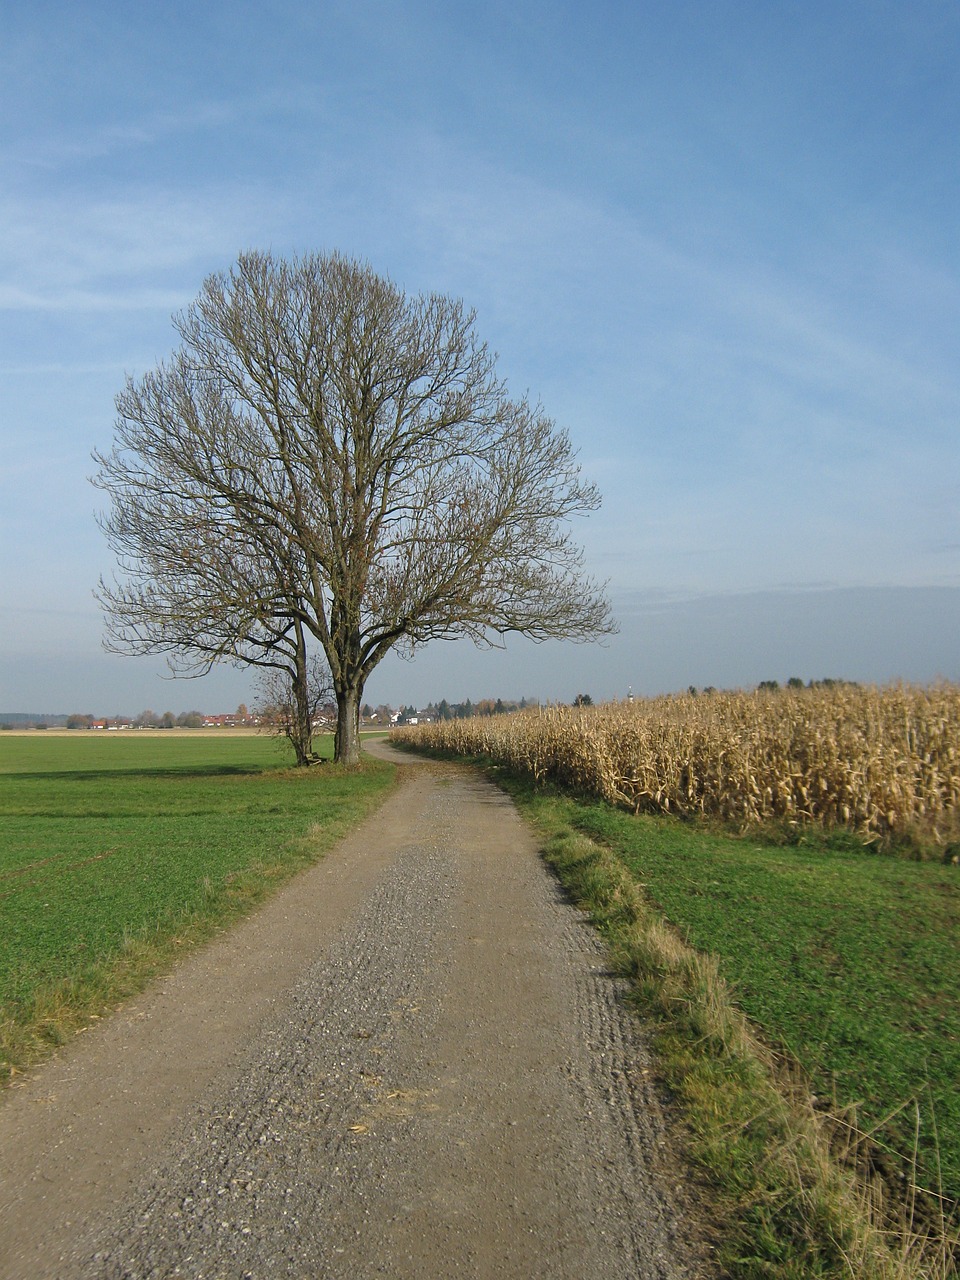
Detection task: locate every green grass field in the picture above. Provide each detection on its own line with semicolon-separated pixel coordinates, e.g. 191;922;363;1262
0;733;394;1079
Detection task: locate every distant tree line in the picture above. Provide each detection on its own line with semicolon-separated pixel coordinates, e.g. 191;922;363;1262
359;697;540;724
756;678;859;693
61;705;255;730
678;679;858;698
427;696;538;720
0;713;68;729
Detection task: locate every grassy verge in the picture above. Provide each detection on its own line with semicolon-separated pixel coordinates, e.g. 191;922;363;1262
569;802;960;1201
0;733;394;1082
399;743;958;1279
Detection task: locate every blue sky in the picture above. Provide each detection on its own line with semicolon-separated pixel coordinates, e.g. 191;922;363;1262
1;0;958;714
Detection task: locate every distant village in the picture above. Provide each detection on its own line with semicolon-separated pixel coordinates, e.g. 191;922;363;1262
1;697;543;732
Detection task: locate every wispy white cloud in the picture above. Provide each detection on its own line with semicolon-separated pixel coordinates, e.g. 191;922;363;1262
11;101;245;170
0;284;188;313
0;186;293;313
6;77;340;175
0;360;142;376
399;135;960;421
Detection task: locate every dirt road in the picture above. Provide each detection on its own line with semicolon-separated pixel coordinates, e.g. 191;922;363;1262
0;743;714;1278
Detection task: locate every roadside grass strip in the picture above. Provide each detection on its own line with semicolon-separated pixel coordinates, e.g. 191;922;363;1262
0;734;394;1082
398;742;958;1280
569;802;960;1204
520;785;960;1280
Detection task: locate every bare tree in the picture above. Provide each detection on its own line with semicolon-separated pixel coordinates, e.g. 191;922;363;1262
93;250;615;764
254;649;333;766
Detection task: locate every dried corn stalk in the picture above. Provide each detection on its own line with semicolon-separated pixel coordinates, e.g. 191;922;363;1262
396;684;960;839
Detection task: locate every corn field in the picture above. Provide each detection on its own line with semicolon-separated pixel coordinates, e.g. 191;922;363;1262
395;683;960;840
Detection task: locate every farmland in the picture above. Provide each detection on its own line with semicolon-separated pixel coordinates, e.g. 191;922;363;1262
399;682;960;844
3;697;958;1276
396;684;960;1269
0;733;394;1080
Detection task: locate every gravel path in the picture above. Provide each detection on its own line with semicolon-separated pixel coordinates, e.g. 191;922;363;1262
0;744;715;1279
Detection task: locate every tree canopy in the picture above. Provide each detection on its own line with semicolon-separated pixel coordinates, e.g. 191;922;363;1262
94;250;615;763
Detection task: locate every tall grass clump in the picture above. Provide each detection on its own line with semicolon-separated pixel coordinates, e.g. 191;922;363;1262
397;683;960;847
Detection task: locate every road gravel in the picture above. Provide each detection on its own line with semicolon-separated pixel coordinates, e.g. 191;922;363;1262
0;742;716;1278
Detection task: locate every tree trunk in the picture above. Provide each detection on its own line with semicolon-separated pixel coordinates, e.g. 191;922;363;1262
286;627;318;766
334;681;362;766
288;660;316;766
